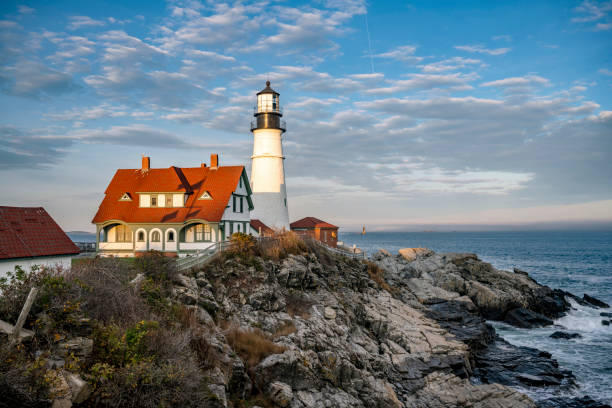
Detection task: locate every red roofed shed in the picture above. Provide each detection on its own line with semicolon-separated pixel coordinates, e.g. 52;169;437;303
290;217;338;247
0;206;79;277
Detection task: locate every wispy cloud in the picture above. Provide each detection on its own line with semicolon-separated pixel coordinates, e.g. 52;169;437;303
572;0;612;30
372;45;421;62
454;44;511;55
68;16;106;30
481;75;550;88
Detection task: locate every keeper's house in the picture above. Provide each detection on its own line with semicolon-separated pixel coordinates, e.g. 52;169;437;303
0;206;80;279
92;154;253;257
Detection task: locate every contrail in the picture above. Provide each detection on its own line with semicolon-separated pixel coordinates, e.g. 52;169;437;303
365;7;375;74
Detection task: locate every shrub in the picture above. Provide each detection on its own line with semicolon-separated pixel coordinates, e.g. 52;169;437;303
258;231;307;261
134;251;178;282
364;260;393;292
0;343;52;405
67;259;150;325
225;328;286;369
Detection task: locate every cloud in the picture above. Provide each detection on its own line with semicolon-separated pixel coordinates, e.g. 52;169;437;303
572;0;612;22
420;57;482;73
0;125;73;169
454;44;511;55
366;73;477;94
481;75;550;88
68;16;106;30
72;124;198;148
599;68;612;75
372;45;421;62
0;58;78;98
18;5;35;15
595;22;612;30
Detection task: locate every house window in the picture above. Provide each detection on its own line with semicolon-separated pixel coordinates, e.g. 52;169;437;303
194;224;211;242
232;195;237;212
240;197;243;213
167;231;175;242
151;196;157;207
239;177;243;188
137;231;145;242
151;231;161;242
115;225;132;242
166;194;173;208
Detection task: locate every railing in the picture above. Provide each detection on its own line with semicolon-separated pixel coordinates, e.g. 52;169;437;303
74;242;96;253
310;238;366;259
250;119;286;131
254;105;283;115
175;241;231;272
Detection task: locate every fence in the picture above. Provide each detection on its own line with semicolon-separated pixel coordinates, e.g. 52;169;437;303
175;240;231;272
174;234;365;273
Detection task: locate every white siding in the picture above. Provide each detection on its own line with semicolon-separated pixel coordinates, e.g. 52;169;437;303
99;242;132;250
140;194;150;207
135;228;147;251
173;194;183;207
165;228;177;251
1;255;75;280
158;194;166;207
149;228;163;251
179;242;215;251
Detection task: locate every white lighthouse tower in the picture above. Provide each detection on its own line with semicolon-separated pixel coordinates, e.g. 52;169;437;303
250;81;290;231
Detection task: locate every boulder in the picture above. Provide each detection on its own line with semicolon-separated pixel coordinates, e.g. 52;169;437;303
267;381;293;407
550;331;582;340
56;337;93;359
504;308;553;328
324;307;336;320
65;372;91;404
398;247;433;262
583;294;610;308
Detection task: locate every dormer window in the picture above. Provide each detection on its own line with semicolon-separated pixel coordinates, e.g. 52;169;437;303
199;191;212;200
151;196;157;207
119;193;132;201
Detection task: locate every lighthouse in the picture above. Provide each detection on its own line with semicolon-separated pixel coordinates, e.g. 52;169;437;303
250;81;290;231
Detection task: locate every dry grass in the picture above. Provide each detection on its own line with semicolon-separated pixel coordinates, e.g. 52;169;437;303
364;260;393;293
258;231;307;261
225;328;286;368
271;322;297;339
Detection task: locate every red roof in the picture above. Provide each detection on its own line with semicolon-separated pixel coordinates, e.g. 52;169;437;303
92;165;248;224
290;217;338;229
0;207;80;260
250;219;273;233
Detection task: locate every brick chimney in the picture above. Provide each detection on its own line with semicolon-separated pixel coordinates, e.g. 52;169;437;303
210;154;219;170
142;156;150;170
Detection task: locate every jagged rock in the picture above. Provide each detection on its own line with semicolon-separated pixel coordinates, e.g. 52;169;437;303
55;337;93;359
172;286;198;305
267;381;293;407
538;395;612;408
398;247;434;261
51;399;71;408
403;371;536;407
324;307;336;320
186;305;214;326
550;331;582;340
583;294;610;308
65;372;90;404
601;312;612;317
207;384;227;407
602;320;610;326
504;308;553;328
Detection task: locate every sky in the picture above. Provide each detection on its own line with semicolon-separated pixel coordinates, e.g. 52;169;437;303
0;0;611;232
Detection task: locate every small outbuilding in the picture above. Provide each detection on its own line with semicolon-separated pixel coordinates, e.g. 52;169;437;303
290;217;338;248
0;206;80;279
250;219;275;237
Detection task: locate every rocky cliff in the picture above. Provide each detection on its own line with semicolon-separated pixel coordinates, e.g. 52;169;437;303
0;236;609;408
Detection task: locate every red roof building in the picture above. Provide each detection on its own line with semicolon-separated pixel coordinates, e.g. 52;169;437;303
250;219;274;237
290;217;339;248
0;206;79;277
92;155;253;257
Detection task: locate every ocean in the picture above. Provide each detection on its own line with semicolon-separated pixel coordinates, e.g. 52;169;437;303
340;230;612;404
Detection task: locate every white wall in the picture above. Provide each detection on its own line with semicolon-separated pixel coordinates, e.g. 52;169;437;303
140;194;150;207
149;228;163;251
1;255;74;280
165;228;177;251
173;194;184;207
135;228;147;251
